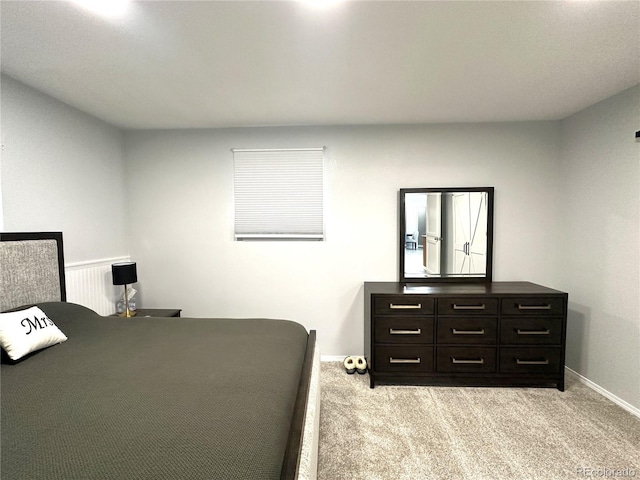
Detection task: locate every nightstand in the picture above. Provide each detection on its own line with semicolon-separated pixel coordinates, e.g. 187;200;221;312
136;309;182;317
111;309;182;318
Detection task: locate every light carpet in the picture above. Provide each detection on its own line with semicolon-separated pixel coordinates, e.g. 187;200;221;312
317;362;640;480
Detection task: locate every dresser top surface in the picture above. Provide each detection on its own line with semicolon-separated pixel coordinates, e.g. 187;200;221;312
364;281;567;296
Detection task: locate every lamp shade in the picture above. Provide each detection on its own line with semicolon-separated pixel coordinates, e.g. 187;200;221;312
112;262;137;285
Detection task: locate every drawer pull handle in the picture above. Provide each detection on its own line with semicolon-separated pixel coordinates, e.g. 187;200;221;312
390;328;422;335
517;304;551;310
452;328;485;335
389;357;421;364
516;359;550;365
390;303;422;310
451;357;485;365
453;304;486;310
517;329;551;335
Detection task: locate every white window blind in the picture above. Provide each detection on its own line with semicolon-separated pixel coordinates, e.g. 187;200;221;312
233;148;324;240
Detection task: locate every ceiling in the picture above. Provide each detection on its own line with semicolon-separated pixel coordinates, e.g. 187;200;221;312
1;0;639;130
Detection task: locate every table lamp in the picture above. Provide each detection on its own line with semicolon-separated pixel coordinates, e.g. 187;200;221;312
112;262;137;317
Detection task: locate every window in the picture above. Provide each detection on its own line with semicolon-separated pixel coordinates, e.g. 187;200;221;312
232;147;324;240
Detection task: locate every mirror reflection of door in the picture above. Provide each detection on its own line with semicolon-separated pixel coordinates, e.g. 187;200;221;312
424;193;442;274
452;192;487;275
453;193;470;273
469;192;488;274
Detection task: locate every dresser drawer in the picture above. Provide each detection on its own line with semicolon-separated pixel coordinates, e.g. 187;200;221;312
436;347;497;373
375;317;434;344
373;295;435;315
437;297;498;315
374;346;434;372
501;297;564;316
500;317;562;345
499;347;562;374
437;317;497;345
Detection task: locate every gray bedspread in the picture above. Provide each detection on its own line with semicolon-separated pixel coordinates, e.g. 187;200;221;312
1;302;309;480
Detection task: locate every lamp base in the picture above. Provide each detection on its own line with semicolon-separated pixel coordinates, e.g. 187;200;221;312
117;283;136;317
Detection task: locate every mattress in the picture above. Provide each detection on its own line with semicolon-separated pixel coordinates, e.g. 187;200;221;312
1;301;309;480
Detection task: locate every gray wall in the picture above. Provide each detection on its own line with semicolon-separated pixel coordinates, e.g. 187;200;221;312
2;74;638;410
558;84;640;410
0;75;129;263
123;123;562;356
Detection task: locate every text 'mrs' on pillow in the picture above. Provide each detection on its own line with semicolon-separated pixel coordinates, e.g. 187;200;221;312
0;306;68;360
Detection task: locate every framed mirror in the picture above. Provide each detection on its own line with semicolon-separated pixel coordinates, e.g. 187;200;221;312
399;187;494;283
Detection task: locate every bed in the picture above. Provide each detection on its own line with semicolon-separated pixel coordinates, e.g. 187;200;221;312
0;232;320;480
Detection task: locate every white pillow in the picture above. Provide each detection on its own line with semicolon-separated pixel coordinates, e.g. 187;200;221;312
0;306;68;360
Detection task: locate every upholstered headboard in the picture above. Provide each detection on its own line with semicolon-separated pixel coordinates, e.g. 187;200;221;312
0;232;66;312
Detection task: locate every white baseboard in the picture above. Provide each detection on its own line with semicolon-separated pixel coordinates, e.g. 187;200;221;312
565;367;640;419
321;355;349;362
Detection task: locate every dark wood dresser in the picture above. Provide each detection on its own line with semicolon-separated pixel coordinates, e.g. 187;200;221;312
364;281;568;390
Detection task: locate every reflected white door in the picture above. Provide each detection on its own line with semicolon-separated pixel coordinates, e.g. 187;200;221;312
453;192;487;275
424;193;441;274
468;192;487;274
453;193;470;274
